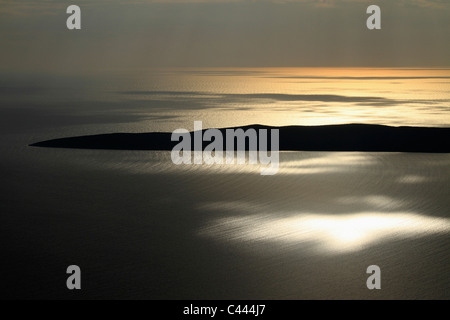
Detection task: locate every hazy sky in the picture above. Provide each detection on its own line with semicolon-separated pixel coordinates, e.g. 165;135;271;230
0;0;449;72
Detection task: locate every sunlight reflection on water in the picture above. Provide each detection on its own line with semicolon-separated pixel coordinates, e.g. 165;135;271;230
199;210;450;253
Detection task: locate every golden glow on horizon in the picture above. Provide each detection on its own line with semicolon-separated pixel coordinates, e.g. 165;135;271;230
131;67;450;130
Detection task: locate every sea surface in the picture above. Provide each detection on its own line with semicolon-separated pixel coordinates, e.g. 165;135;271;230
0;68;449;299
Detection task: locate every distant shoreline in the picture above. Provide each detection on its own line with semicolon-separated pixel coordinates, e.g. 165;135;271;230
30;124;450;153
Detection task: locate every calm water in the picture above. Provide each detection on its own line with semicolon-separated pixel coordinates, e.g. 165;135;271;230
0;68;449;299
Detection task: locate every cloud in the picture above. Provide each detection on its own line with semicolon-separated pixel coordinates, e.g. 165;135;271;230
118;91;441;108
0;0;447;15
0;0;448;69
401;0;448;8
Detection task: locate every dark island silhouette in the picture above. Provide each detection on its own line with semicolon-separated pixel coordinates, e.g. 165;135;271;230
30;124;450;153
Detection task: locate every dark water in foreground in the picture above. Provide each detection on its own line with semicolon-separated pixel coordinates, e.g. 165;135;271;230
1;139;450;299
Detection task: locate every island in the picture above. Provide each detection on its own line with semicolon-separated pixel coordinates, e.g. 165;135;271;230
30;124;450;153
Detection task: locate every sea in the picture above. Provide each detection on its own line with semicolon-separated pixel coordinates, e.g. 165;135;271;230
0;67;449;299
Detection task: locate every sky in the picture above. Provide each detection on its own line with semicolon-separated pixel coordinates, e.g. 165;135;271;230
0;0;449;72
